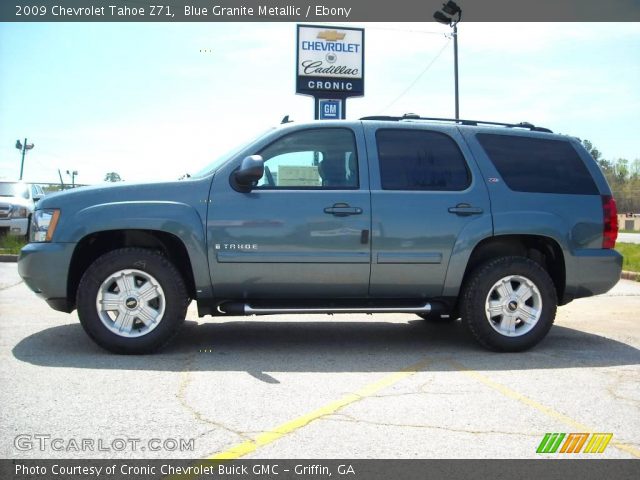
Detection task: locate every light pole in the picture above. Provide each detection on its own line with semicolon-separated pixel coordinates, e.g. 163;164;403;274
15;138;35;180
434;1;462;120
66;170;78;188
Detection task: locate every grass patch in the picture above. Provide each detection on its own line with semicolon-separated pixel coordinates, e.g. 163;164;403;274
616;242;640;273
0;235;27;255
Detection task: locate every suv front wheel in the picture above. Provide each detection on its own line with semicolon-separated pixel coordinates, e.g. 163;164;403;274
460;256;557;352
76;248;189;354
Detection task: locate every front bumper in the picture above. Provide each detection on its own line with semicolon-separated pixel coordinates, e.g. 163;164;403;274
0;217;28;236
18;242;76;312
563;248;623;303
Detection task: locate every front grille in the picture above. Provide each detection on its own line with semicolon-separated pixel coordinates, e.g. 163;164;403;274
0;203;13;218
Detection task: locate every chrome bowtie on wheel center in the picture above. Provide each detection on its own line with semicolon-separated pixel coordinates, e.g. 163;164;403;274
96;269;165;338
485;275;542;337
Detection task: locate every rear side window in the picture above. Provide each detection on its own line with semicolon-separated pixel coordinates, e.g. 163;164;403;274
476;134;598;194
376;129;470;191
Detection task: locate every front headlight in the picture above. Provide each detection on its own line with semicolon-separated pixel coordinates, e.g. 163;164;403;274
30;209;61;242
10;206;28;219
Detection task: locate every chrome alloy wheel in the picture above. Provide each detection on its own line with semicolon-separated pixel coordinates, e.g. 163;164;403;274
95;269;165;338
484;275;542;337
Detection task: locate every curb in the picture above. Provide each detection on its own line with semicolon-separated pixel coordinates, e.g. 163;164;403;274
621;270;640;281
0;254;18;263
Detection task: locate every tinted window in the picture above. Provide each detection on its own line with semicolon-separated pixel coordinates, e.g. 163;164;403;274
257;128;358;189
476;134;598;195
376;129;470;191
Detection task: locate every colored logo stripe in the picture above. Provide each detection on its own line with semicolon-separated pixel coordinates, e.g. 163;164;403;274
560;433;589;453
584;433;613;454
537;433;613;454
537;433;566;453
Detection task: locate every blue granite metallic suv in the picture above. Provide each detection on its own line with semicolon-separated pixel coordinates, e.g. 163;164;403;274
18;115;622;353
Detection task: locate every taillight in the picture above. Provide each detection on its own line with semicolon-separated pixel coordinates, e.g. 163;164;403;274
602;195;618;249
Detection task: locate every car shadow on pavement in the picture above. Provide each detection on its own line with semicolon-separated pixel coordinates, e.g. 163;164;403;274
12;317;640;373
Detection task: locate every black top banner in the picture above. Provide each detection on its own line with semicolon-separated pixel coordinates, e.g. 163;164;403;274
2;0;640;22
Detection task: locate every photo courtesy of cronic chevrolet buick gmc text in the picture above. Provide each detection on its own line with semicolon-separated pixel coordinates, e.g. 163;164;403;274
18;115;622;354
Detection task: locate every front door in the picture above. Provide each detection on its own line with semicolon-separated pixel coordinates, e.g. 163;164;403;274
207;126;371;299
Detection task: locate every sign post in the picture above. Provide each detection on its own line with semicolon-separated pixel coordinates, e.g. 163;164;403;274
296;24;364;120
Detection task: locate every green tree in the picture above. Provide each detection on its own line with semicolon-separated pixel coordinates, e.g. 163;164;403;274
582;139;602;162
581;141;639;212
104;172;123;182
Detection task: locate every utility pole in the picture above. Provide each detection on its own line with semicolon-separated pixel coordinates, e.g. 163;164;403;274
58;169;66;189
15;138;35;180
434;1;462;120
453;22;459;120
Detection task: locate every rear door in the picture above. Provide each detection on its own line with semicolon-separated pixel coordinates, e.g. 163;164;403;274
364;122;492;298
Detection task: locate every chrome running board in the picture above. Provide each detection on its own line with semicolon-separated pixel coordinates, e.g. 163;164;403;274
220;302;432;315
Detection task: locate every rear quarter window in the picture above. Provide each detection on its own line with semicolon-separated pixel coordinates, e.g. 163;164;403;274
376;129;470;191
476;134;598;195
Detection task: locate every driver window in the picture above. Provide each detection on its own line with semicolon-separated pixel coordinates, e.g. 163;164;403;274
256;128;358;189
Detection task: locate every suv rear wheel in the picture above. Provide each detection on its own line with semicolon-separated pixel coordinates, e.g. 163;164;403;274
76;248;189;354
460;256;557;352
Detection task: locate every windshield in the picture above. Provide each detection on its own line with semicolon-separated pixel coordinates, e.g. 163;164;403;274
0;182;29;199
190;128;275;178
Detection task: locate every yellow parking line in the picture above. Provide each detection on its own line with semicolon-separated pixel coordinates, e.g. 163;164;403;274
209;357;432;460
447;360;640;458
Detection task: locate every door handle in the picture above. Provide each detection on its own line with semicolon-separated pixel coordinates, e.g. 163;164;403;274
448;203;483;216
324;203;363;216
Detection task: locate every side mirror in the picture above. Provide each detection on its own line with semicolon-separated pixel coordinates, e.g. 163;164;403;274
33;194;43;203
233;155;264;190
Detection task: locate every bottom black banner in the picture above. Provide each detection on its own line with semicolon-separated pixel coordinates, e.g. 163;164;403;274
1;459;638;480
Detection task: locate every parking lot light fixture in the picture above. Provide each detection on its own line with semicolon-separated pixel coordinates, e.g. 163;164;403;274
15;138;34;181
433;1;462;120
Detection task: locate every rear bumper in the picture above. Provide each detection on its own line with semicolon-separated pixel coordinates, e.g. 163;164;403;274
18;242;76;312
563;248;623;303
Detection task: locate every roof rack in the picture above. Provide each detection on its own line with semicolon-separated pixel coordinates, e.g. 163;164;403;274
359;113;553;133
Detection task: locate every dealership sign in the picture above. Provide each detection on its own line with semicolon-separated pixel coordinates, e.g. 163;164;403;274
296;24;364;97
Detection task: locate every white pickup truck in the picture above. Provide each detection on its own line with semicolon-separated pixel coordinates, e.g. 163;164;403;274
0;181;45;237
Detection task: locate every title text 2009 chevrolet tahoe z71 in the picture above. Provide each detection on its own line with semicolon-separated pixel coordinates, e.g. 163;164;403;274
18;116;622;354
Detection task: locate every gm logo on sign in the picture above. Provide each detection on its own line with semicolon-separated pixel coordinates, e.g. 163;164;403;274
319;99;342;120
536;433;613;454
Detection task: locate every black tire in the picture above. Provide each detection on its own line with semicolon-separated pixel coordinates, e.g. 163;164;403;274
76;248;189;354
460;256;557;352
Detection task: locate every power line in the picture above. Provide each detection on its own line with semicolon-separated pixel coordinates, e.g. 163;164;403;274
379;38;452;113
310;21;447;36
366;27;446;35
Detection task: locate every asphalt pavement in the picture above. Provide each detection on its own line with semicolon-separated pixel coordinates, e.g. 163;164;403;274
0;263;639;460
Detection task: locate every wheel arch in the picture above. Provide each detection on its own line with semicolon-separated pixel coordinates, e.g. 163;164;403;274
445;234;567;309
68;229;198;310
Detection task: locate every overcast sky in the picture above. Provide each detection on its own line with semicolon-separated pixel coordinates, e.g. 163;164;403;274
0;22;638;184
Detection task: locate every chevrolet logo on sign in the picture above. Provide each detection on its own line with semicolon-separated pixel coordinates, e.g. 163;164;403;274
317;30;346;42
